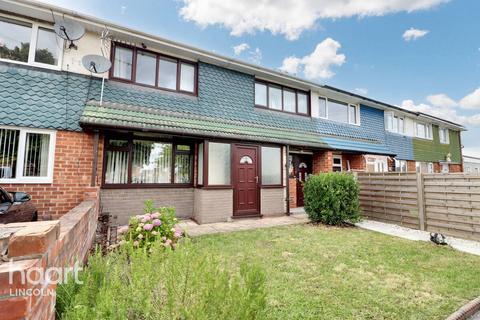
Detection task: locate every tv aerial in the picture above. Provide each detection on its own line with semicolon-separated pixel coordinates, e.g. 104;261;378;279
82;55;112;105
54;19;85;50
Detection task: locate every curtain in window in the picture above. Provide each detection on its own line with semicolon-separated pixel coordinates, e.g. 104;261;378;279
175;153;192;183
23;132;49;177
0;129;19;178
105;150;129;184
132;140;172;184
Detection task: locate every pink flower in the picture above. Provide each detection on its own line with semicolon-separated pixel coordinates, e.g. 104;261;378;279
174;230;183;238
143;224;153;231
141;214;151;223
117;225;129;235
152;219;162;226
151;212;160;219
163;239;172;248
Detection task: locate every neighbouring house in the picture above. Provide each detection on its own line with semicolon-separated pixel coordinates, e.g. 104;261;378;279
463;155;480;174
0;0;465;224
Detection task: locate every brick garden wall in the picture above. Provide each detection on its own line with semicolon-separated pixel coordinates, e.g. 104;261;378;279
0;192;99;320
2;131;103;220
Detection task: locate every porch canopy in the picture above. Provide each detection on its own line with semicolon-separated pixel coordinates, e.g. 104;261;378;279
80;100;393;155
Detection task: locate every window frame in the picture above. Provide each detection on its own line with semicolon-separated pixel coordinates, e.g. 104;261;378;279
198;140;233;189
0;14;64;70
439;127;450;144
316;96;360;125
332;154;343;172
110;42;198;96
415;121;433;140
385;111;405;134
254;79;311;116
0;126;56;184
260;146;283;188
102;133;194;188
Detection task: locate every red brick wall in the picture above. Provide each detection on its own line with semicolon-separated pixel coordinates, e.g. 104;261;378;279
313;150;333;174
342;154;366;171
288;178;297;208
449;164;463;173
2;131;103;220
407;160;416;172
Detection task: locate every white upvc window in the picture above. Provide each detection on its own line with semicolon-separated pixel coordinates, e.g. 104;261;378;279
332;154;342;172
441;163;449;173
317;97;360;125
415;122;433;140
0;15;64;70
439;127;449;144
394;159;407;172
385;112;405;134
0;126;56;183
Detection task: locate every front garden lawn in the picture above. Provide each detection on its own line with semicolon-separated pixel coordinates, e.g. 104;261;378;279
191;224;480;319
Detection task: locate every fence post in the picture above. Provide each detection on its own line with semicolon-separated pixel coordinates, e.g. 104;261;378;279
416;173;426;230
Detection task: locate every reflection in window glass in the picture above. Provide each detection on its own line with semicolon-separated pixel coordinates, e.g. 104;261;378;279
255;83;267;106
175;145;192;183
318;97;327;118
297;93;308;114
113;46;133;80
283;90;296;112
23;133;50;177
0;129;19;178
198;143;204;185
34;28;60;65
135;51;156;86
0;18;31;62
328;100;349;123
180;63;195;92
131;140;172;184
208;142;231;185
261;147;281;185
159;58;177;90
268;86;282;110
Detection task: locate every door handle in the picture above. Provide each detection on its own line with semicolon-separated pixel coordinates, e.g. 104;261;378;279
255;176;259;183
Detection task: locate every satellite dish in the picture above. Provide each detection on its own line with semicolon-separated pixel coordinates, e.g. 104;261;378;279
82;55;112;73
54;19;85;50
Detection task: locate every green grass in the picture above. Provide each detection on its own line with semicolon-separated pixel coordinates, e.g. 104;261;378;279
190;224;480;320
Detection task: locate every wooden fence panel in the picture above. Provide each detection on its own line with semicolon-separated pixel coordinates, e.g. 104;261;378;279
357;172;480;242
357;173;420;229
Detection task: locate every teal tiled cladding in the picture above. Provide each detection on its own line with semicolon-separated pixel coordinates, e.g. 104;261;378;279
386;133;414;160
1;61;397;155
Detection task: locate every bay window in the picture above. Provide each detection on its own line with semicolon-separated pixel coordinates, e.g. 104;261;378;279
111;43;197;94
261;147;282;185
317;97;359;125
0;16;63;68
0;127;56;183
104;136;193;186
439;127;449;144
254;80;310;115
207;142;231;185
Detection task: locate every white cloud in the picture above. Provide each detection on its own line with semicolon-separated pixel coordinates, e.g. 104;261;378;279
279;38;346;80
400;99;480;126
354;88;368;95
179;0;448;40
426;93;457;108
249;47;262;64
233;43;250;55
402;27;429;41
459;88;480;109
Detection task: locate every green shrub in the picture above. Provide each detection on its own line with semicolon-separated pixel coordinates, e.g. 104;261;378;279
116;200;183;251
56;240;266;319
303;172;361;225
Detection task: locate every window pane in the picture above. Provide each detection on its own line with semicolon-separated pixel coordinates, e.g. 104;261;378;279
175;153;192;183
268;86;282;110
398;118;404;133
417;123;425;138
158;58;177;90
208;142;231;185
0;129;19;179
132;140;172;184
113;46;133;80
318;97;327;118
105;150;129;184
34;28;60;65
255;83;267;106
392;116;398;132
135;51;156;86
0;18;31;63
261;147;281;185
328;100;349;123
198;143;203;185
180;63;195;92
23;133;50;177
349;105;357;124
297;93;308;114
283;90;296;112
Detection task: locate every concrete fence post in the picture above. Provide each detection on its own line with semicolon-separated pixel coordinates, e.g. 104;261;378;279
416;173;426;231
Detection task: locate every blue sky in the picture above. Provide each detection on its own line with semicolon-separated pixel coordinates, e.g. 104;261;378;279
43;0;480;155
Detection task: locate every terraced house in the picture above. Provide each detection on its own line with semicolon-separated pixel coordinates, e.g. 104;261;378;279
0;0;465;224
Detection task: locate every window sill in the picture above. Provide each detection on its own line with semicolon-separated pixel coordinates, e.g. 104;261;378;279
0;178;53;184
0;58;61;72
314;115;360;127
260;185;284;189
102;184;194;189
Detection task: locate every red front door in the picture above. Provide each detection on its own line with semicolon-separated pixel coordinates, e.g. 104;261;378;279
233;145;259;216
